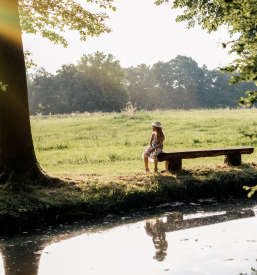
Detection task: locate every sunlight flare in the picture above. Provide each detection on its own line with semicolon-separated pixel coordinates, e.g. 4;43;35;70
0;2;22;43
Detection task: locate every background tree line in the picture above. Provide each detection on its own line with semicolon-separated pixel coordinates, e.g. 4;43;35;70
27;52;256;115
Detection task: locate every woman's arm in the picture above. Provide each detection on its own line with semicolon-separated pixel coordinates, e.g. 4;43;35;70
149;141;163;152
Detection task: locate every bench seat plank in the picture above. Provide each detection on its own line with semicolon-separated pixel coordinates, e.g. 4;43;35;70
158;147;254;162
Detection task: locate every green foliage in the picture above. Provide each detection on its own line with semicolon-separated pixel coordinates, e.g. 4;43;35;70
154;0;257;106
239;90;257;106
0;82;8;91
243;185;257;198
19;0;116;47
24;50;37;68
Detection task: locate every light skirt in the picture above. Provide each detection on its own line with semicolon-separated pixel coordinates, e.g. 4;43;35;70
142;146;163;163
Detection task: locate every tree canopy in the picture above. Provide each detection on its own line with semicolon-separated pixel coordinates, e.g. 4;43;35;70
154;0;257;106
1;0;116;87
18;0;116;47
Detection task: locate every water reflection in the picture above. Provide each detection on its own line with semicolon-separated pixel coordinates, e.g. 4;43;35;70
0;239;41;275
145;219;168;261
145;209;255;263
1;199;257;275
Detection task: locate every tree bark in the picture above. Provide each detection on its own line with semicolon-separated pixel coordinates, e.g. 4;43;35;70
0;0;44;184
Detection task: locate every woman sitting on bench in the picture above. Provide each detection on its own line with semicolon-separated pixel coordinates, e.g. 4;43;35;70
143;121;165;173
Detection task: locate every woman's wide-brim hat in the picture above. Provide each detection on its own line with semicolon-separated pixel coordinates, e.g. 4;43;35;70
149;121;163;128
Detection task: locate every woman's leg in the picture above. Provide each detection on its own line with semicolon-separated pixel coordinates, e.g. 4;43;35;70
144;156;149;171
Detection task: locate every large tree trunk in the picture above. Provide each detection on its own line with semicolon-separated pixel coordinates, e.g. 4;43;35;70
0;0;44;184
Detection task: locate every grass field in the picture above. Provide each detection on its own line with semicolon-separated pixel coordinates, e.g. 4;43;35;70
31;108;257;176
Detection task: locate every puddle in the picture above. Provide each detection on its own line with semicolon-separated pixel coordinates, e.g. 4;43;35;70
1;198;257;275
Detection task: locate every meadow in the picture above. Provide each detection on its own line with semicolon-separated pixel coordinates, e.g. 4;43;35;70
31;108;257;176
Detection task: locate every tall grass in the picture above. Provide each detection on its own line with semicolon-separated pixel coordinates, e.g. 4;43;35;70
30;108;257;175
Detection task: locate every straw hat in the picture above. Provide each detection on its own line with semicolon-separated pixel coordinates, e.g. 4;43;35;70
149;121;163;128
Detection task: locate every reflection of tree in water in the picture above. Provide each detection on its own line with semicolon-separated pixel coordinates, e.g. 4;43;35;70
0;243;41;275
145;219;168;261
0;222;104;275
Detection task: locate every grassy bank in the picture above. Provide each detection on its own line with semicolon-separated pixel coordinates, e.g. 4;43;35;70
1;164;257;229
31;108;257;175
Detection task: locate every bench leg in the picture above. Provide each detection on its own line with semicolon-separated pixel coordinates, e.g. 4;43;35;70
224;153;241;166
165;158;182;172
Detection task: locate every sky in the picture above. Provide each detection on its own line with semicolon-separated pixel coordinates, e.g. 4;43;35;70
22;0;238;75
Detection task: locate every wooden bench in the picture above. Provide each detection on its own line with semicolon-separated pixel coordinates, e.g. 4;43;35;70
158;147;254;172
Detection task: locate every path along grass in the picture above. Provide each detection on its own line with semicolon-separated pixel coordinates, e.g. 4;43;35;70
31;108;257;176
